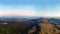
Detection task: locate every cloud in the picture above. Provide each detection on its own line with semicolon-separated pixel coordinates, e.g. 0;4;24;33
0;8;60;17
6;9;36;16
0;5;60;17
0;9;60;17
0;5;37;16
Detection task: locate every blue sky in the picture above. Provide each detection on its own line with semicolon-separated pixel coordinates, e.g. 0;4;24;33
0;0;60;17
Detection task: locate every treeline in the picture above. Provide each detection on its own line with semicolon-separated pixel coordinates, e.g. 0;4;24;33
0;21;31;34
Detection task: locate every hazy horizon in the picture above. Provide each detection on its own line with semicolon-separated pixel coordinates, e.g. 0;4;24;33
0;0;60;17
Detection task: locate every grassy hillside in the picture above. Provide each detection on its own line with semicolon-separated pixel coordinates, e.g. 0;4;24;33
0;18;60;34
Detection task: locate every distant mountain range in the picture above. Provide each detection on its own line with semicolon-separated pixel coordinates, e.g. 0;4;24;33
0;16;41;21
0;16;60;23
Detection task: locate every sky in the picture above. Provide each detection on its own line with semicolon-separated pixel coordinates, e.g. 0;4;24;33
0;0;60;17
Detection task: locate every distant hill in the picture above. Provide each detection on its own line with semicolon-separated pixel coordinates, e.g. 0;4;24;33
0;16;60;24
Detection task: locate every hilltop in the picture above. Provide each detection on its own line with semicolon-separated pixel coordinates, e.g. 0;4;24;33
0;17;60;34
